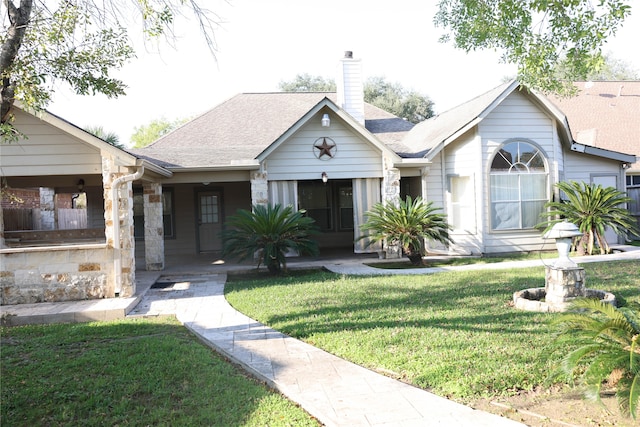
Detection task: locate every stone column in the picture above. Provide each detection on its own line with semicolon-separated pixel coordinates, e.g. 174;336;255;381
118;179;136;297
143;182;165;271
0;204;5;248
39;187;55;230
251;171;269;207
101;157;136;297
382;158;401;258
382;168;401;206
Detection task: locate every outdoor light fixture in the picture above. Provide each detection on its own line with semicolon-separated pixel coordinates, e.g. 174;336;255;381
321;172;328;183
77;179;85;191
543;220;583;268
321;113;330;127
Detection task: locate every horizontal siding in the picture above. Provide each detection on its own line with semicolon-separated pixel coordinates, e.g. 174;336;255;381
479;91;557;253
564;151;622;188
483;233;549;254
267;117;383;180
424;151;444;207
3;110;103;176
442;129;483;254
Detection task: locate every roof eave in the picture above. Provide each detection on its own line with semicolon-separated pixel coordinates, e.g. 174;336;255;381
570;142;637;164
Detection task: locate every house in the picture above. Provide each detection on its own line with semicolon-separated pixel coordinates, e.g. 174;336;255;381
546;81;640;229
1;52;636;305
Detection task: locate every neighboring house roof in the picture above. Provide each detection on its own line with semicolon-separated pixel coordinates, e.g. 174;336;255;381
132;92;415;169
547;81;640;171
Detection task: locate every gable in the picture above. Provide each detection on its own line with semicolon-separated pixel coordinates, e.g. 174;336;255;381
2;109;104;176
265;110;384;180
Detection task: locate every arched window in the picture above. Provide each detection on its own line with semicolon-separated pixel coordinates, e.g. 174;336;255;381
490;141;548;230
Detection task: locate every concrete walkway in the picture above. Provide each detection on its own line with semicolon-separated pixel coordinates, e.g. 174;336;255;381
127;272;523;427
3;246;639;426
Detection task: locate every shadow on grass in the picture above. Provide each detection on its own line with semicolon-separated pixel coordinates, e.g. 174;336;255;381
227;268;549;337
226;261;640;340
0;318;318;427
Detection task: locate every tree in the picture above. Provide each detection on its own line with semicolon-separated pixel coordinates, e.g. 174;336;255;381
221;204;319;274
434;1;632;95
130;117;188;148
85;126;125;149
279;73;336;92
539;181;640;255
556;53;640;81
551;299;640;419
1;0;219;141
359;196;453;265
279;74;434;124
364;76;434;124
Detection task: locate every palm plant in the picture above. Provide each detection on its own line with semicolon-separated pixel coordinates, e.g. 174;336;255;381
540;181;640;255
359;196;453;265
551;299;640;419
221;204;319;274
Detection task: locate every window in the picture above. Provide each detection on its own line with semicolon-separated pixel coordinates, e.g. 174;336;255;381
490;141;548;230
450;175;475;232
298;180;353;232
133;187;175;239
627;174;640;188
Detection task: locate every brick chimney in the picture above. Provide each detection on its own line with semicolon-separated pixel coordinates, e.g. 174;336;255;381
336;51;365;125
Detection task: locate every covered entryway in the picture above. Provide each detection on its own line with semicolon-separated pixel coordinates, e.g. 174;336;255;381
298;180;354;249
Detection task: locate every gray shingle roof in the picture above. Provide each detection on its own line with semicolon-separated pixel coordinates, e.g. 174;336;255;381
400;81;514;156
132;92;415;168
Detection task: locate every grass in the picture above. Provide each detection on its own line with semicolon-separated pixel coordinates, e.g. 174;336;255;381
225;260;640;402
368;250;559;269
0;317;319;427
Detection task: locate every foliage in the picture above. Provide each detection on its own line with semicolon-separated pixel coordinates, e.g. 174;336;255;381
539;181;640;255
84;125;125;149
364;76;434;124
225;261;640;401
279;73;336;92
0;317;319;426
434;0;632;95
1;0;219;136
550;299;640;419
130;117;188;147
221;204;319;274
279;74;434;123
359;196;453;265
556;53;640;81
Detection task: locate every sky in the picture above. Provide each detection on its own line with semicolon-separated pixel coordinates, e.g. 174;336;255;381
48;0;640;146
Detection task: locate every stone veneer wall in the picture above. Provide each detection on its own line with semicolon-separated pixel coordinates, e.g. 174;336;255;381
251;172;269;206
39;187;56;230
0;245;114;305
102;157;136;298
143;182;164;270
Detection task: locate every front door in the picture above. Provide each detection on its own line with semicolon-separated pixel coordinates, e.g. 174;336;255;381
197;191;222;252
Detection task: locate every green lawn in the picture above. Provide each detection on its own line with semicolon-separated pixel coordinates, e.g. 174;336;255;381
225;260;640;402
1;317;319;427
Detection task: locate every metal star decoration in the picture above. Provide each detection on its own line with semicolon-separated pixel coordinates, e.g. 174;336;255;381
313;137;337;159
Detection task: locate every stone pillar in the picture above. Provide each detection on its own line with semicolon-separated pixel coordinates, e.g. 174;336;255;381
382;167;401;206
545;266;586;308
382;159;401;258
118;179;136;297
251;171;269;207
143;182;165;271
39;187;55;230
0;204;5;248
101;157;136;297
